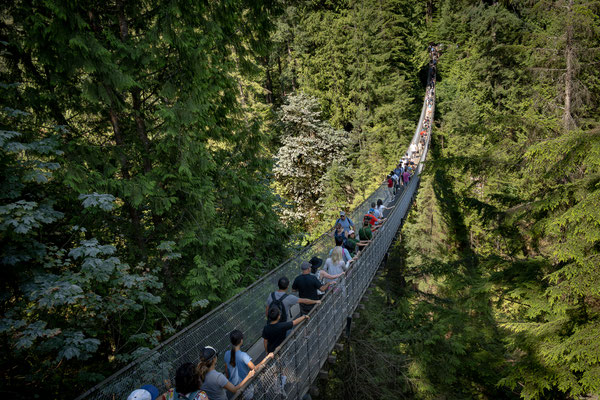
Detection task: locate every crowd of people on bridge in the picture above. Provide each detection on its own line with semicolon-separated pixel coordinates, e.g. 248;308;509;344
124;45;438;400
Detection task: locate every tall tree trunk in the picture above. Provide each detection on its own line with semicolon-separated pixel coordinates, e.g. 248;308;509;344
108;105;147;257
287;41;297;91
426;0;434;22
264;55;273;104
564;0;575;131
112;1;148;258
277;54;285;97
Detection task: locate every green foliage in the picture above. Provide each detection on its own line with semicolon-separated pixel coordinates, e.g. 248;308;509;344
268;0;421;234
323;1;600;399
0;0;289;396
274;93;350;229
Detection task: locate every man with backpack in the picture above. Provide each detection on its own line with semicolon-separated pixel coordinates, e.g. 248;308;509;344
265;277;321;326
330;211;354;236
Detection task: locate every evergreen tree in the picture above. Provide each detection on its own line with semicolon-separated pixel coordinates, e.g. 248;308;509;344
0;0;288;396
274;93;350;229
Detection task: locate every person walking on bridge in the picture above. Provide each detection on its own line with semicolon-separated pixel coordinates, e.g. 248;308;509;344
376;199;394;218
262;307;309;353
410;142;418;158
224;330;273;392
198;346;255;400
332;222;348;246
330;211;354;235
345;229;370;256
323;247;349;285
266;277;321;323
386;175;395;200
358;218;373;244
292;261;337;315
157;363;208;400
403;168;411;186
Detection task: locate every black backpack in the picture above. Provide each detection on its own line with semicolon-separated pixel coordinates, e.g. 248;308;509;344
269;292;289;322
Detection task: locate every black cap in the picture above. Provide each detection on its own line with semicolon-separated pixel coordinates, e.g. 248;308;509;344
309;256;323;269
201;346;218;362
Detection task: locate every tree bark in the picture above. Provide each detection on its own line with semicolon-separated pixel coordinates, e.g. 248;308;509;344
426;0;434;22
109;2;148;258
564;0;575;131
264;55;273;104
287;41;297;91
277;54;285;97
108;104;146;256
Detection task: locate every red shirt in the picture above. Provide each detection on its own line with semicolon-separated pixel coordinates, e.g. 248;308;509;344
387;178;393;188
420;130;426;136
364;214;378;226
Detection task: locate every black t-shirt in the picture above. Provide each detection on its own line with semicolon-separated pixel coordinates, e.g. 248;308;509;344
262;321;294;353
292;274;322;300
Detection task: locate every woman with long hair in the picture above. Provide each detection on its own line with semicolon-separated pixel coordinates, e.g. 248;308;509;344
159;362;208;400
198;346;255;400
323;246;348;285
225;330;273;387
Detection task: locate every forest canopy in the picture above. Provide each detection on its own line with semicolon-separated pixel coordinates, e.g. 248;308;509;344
1;0;600;399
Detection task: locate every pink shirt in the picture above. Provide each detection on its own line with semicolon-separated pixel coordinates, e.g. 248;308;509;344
403;171;410;183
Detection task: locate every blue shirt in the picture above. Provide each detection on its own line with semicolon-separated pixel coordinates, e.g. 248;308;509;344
224;349;252;386
335;217;354;233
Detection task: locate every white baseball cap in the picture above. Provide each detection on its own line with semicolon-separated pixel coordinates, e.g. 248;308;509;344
127;385;159;400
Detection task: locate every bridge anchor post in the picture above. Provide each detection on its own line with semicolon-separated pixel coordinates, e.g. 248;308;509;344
345;316;352;337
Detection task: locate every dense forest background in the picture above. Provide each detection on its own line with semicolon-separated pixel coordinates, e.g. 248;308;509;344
1;0;599;399
0;0;423;397
318;0;600;399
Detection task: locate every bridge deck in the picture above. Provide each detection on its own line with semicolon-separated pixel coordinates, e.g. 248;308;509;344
76;61;437;400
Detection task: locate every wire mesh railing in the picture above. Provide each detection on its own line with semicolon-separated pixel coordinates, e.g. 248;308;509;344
76;63;437;400
233;77;436;400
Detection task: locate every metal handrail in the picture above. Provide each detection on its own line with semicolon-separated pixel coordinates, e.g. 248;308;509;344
76;62;437;400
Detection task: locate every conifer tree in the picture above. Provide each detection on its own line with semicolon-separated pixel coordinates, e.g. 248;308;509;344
274;93;349;228
0;0;288;396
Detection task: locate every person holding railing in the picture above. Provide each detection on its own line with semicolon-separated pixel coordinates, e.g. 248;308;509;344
198;346;256;400
345;229;370;256
322;246;349;285
292;261;338;315
265;277;321;324
224;330;273;388
376;199;394;218
358;217;374;244
363;210;386;231
262;307;309;353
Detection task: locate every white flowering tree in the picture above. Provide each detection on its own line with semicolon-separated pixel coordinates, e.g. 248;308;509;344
274;93;350;227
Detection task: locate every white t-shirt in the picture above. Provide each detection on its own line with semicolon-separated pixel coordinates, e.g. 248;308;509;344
323;258;346;283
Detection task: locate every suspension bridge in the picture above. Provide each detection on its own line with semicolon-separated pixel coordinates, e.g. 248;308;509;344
76;59;437;400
